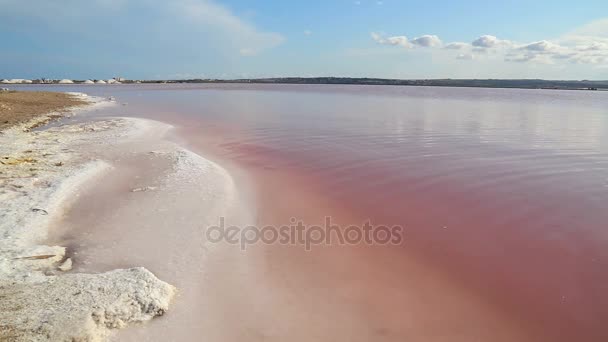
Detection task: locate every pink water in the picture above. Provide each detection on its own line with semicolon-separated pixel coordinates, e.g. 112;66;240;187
17;84;608;340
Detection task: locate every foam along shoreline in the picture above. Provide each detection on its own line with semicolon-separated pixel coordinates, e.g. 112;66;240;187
0;95;179;341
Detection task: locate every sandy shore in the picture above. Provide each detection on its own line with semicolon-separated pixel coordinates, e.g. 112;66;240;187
47;121;256;341
0;91;89;131
0;94;180;341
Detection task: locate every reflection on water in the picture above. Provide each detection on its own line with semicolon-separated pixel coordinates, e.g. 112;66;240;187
10;84;608;341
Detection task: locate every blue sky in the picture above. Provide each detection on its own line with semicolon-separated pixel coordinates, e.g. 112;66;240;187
1;0;607;80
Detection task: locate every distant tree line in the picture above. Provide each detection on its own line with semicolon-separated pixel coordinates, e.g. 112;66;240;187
156;77;608;90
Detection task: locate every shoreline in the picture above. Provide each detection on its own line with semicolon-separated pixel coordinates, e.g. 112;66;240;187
3;79;608;92
0;94;184;340
46;117;255;341
0;90;90;131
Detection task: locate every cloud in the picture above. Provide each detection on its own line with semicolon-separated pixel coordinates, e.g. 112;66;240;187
385;36;412;48
561;18;608;44
371;23;608;66
372;33;441;48
506;22;608;65
505;53;553;64
444;42;469;50
456;53;474;60
411;35;442;47
172;0;285;56
371;32;412;48
520;40;561;52
472;35;498;48
0;0;284;58
581;42;608;51
551;19;608;64
304;30;312;36
471;35;512;49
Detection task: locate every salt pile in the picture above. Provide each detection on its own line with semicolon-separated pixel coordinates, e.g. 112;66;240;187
0;79;33;84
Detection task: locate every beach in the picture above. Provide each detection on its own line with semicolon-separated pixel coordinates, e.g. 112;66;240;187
0;92;193;340
0;91;88;130
0;89;256;341
1;89;257;341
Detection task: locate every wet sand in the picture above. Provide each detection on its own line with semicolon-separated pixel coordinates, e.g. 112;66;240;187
0;91;88;130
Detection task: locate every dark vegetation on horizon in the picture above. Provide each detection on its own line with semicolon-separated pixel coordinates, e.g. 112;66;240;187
4;77;607;90
155;78;608;90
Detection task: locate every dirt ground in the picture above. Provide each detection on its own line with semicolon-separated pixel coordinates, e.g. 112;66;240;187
0;91;87;131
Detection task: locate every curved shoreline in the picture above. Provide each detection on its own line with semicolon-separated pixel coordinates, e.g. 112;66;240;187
47;115;256;341
0;96;194;341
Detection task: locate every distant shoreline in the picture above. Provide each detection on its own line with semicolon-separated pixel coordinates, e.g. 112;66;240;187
3;77;608;91
169;78;608;91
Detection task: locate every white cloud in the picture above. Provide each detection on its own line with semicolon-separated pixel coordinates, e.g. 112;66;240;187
456;53;474;60
372;33;442;48
472;35;498;48
444;42;469;50
505;22;608;65
561;18;608;44
411;35;442;47
304;30;312;36
173;0;285;56
581;42;608;51
371;32;412;48
385;36;411;48
567;54;607;64
371;23;608;66
551;19;608;65
0;0;285;57
505;52;554;64
471;35;512;48
519;40;561;52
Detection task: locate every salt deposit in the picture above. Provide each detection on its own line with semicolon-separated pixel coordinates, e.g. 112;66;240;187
58;79;74;84
50;117;254;341
0;79;32;84
0;96;175;341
